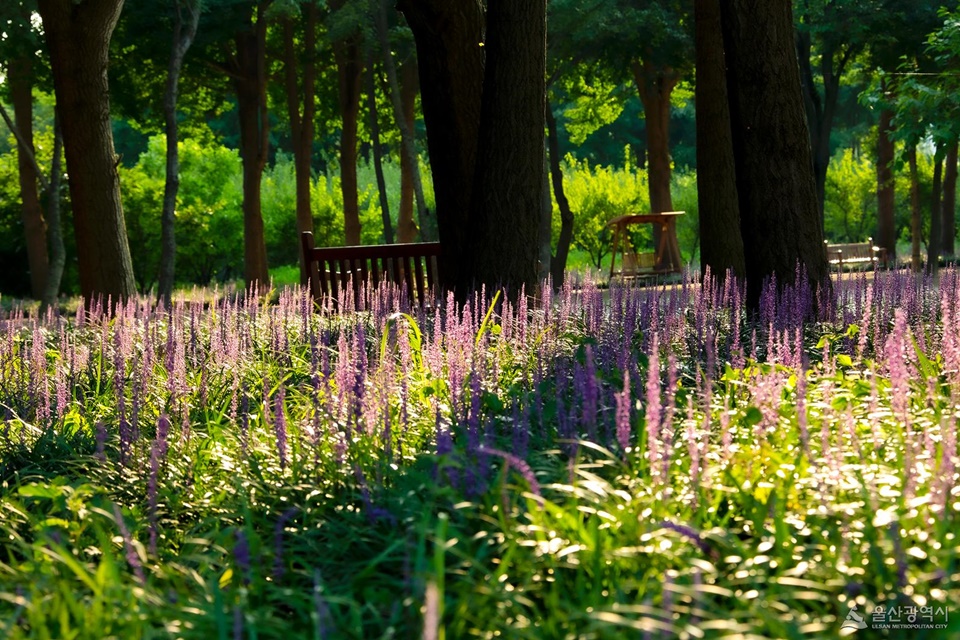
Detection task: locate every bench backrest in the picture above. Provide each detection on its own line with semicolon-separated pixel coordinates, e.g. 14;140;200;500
301;231;441;308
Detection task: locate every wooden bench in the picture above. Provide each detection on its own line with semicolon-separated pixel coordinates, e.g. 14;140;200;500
300;231;441;308
824;239;886;270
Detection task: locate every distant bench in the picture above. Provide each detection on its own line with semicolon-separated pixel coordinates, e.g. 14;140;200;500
300;231;441;308
824;239;886;270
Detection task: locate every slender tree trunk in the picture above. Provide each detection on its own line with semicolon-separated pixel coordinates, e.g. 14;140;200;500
538;150;552;281
877;104;897;263
942;139;957;257
8;55;49;299
233;10;270;287
334;35;364;245
928;149;943;275
283;4;318;277
694;0;745;279
375;0;429;240
631;59;683;271
37;0;137;302
397;58;420;243
158;0;201;304
908;144;922;273
546;104;574;288
467;0;546;298
720;0;828;309
41;115;65;313
397;0;485;290
368;65;394;244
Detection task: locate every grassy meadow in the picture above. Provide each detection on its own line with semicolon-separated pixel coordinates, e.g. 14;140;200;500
0;270;958;639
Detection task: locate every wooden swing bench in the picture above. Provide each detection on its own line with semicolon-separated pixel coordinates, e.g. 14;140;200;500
300;231;441;308
824;239;886;271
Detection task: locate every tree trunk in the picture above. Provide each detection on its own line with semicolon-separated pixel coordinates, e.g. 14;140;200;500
375;0;429;241
283;4;318;278
8;54;49;300
942;139;957;257
37;0;137;302
908;144;922;273
719;0;828;310
466;0;546;298
367;65;395;244
397;58;420;243
41;115;65;313
631;59;683;271
158;0;201;304
546;104;574;288
233;10;270;287
694;0;745;279
334;33;364;245
928;148;943;275
397;0;485;291
876;104;897;264
797;32;853;224
538;150;552;281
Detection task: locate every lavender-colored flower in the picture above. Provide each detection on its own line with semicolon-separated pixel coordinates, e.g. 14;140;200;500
659;520;711;555
615;370;632;453
234;529;251;585
476;445;542;503
274;385;288;472
113;504;146;584
273;508;298;580
148;414;171;554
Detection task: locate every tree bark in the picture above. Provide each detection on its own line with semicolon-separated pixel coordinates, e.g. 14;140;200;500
283;4;318;278
694;0;745;279
466;0;546;298
367;65;394;244
908;144;922;273
375;0;429;241
8;54;49;299
397;58;420;243
397;0;485;291
37;0;137;302
876;103;897;264
333;27;364;245
719;0;828;310
546;104;574;288
233;7;270;288
631;59;683;271
928;149;943;275
796;30;856;225
942;139;957;257
158;0;201;304
41;115;65;313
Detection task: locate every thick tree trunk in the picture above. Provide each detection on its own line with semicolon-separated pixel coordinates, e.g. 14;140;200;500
942;139;957;257
694;0;745;280
397;0;485;290
720;0;828;310
41;116;65;313
876;104;897;264
631;59;683;271
908;145;922;273
283;5;318;277
375;0;429;241
37;0;137;302
367;65;394;244
466;0;546;298
397;59;420;243
8;55;49;299
233;13;270;287
334;35;364;245
546;104;574;288
158;0;201;304
797;33;853;225
929;150;943;275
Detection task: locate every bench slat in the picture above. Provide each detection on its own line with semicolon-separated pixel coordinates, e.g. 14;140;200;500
301;231;441;309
